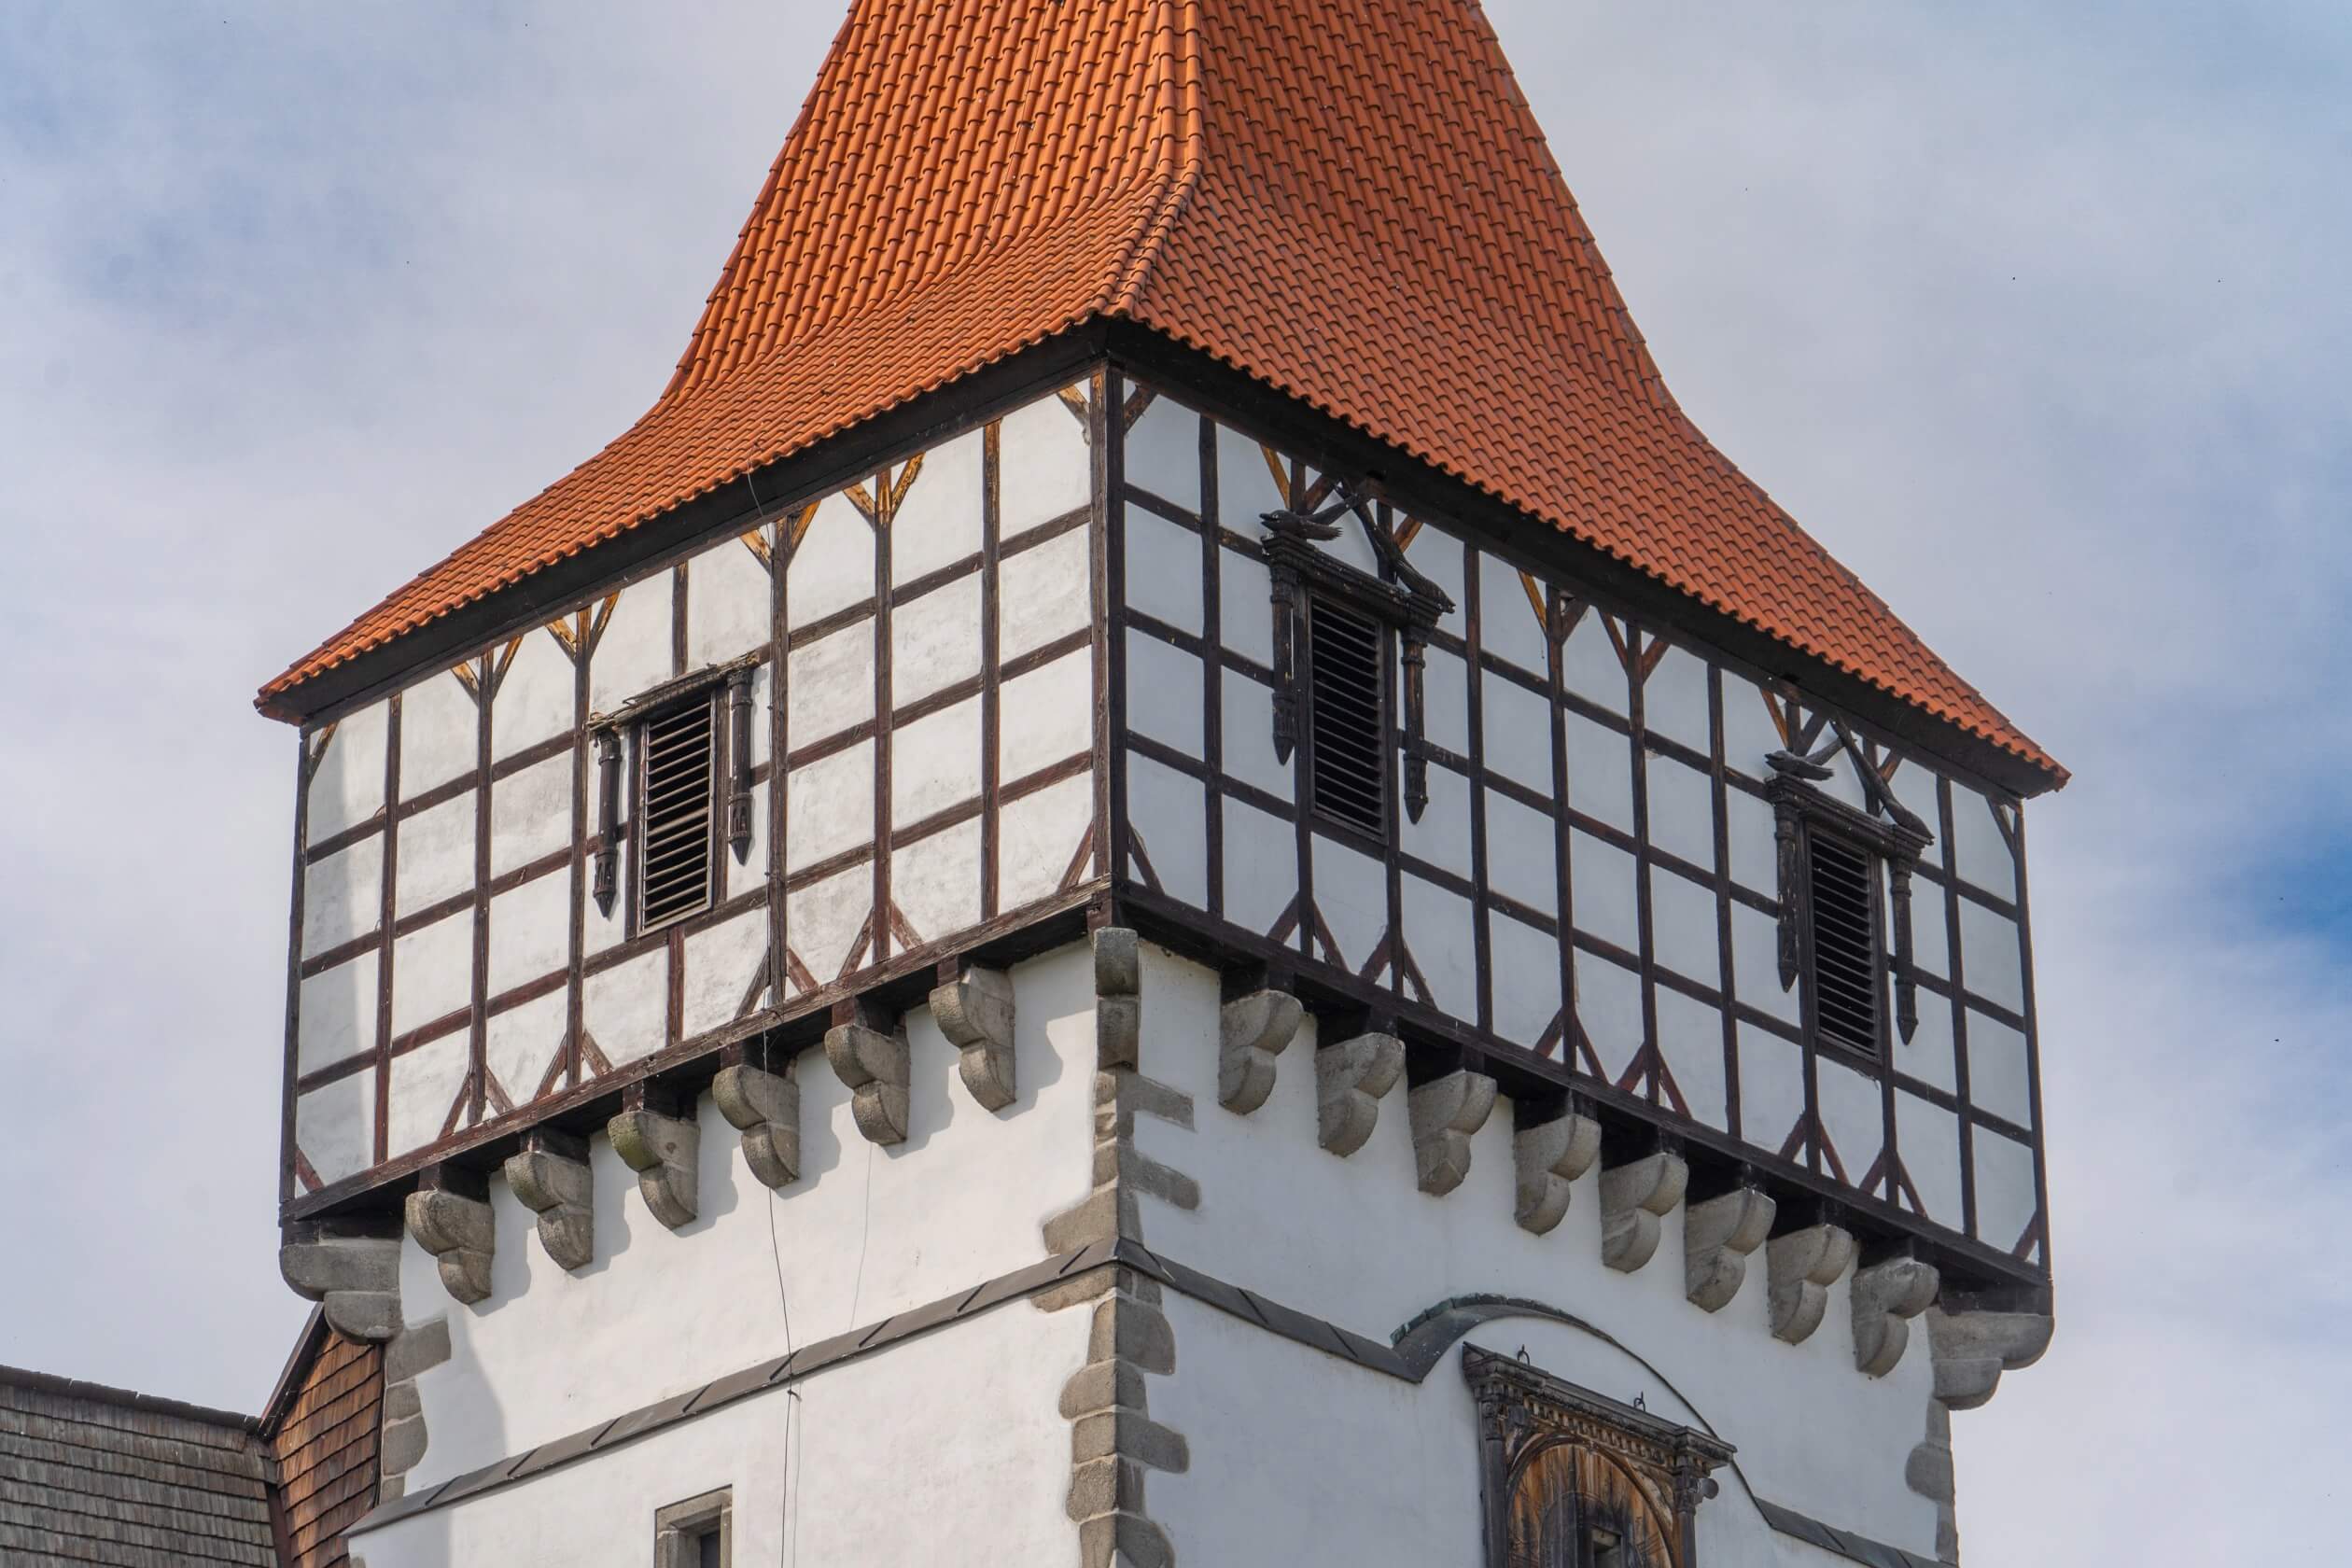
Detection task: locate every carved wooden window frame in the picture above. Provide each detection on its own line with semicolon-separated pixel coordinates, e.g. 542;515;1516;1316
1464;1345;1733;1568
653;1485;732;1568
1766;751;1934;1057
591;653;761;932
1262;484;1454;840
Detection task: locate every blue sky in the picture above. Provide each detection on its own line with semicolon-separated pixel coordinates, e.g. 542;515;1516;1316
2;3;2345;1561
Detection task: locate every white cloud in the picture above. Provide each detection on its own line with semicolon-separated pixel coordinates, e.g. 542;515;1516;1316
2;3;2345;1558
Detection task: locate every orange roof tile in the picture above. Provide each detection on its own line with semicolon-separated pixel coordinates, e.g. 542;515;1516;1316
260;0;2061;784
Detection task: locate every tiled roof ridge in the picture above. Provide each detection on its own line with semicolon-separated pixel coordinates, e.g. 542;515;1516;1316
1106;0;1207;316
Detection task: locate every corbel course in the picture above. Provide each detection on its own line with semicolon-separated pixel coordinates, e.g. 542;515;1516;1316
931;963;1018;1111
712;1055;800;1188
1683;1186;1774;1311
609;1093;699;1228
1599;1151;1688;1273
1407;1069;1498;1197
503;1129;594;1270
1511;1106;1602;1236
824;1017;912;1146
1216;987;1303;1114
1315;1032;1405;1156
1766;1224;1855;1345
404;1166;495;1306
1851;1257;1941;1378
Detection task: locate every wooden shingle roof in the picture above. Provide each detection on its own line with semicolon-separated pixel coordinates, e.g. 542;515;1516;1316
0;1366;278;1567
259;0;2059;785
259;1318;380;1568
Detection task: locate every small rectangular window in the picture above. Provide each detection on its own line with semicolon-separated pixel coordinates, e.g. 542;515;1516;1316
1307;595;1386;833
1805;826;1882;1054
655;1488;731;1568
637;693;721;931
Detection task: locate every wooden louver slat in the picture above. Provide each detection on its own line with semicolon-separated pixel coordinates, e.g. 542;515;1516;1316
1806;832;1880;1054
1309;596;1387;833
639;695;718;930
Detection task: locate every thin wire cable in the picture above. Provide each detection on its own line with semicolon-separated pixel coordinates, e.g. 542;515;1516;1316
847;1139;876;1326
785;1389;805;1568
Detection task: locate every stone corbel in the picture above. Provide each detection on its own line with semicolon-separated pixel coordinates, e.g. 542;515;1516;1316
1684;1185;1775;1310
1407;1068;1498;1196
825;1005;912;1145
609;1088;699;1228
931;962;1017;1111
1766;1224;1856;1345
404;1166;495;1306
279;1219;402;1342
1512;1104;1602;1236
1851;1256;1941;1377
1925;1304;2054;1410
1094;927;1141;1071
503;1128;594;1270
1217;987;1304;1114
1600;1151;1688;1272
1315;1031;1405;1156
713;1051;800;1188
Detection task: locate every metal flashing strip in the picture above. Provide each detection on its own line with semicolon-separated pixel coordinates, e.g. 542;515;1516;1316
348;1241;1938;1568
1755;1500;1945;1568
350;1239;1125;1536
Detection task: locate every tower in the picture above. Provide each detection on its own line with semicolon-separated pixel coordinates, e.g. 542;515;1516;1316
260;3;2064;1564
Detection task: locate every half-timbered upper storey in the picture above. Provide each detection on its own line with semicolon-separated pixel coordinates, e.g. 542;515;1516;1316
261;0;2063;1306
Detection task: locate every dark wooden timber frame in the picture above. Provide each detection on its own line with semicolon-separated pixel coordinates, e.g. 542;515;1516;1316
1463;1344;1734;1568
1099;359;2051;1296
273;333;2051;1302
280;365;1107;1225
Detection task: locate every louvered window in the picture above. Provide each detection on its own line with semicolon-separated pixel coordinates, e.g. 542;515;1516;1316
1307;595;1387;833
1805;827;1883;1055
637;694;720;931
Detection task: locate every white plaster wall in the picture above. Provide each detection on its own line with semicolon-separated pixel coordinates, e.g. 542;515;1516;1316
1153;1295;1889;1568
399;670;477;800
353;1296;1086;1568
1123;942;1943;1556
295;1071;373;1185
306;701;388;839
999;387;1093;534
397;944;1099;1483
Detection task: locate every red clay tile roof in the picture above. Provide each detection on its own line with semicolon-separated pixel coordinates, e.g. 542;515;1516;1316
260;0;2060;783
